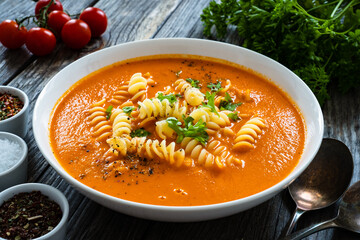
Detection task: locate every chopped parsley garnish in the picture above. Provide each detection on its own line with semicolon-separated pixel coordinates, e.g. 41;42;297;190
175;93;183;98
130;128;151;138
122;106;134;116
166;115;209;145
207;81;223;92
186;78;200;89
105;105;113;120
219;92;242;111
156;92;177;104
227;111;240;121
202;91;219;116
175;70;182;78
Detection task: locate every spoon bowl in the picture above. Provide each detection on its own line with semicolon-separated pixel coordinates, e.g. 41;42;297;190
283;180;360;240
285;138;353;234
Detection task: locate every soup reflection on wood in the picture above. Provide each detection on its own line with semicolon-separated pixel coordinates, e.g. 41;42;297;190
49;55;305;206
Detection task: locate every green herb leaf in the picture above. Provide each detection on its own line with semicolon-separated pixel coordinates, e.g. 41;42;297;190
207;81;223;92
201;0;360;105
175;70;182;78
122;106;134;116
130;128;151;138
105;105;113;120
186;78;200;89
156;92;178;104
219;92;242;111
202;91;219;116
227;111;240;121
166;116;209;145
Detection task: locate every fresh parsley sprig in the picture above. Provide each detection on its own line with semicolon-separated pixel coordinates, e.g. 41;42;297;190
219;92;242;111
227;111;240;121
186;78;201;89
156;92;178;104
202;91;219;116
201;0;360;105
166;115;209;145
122;106;134;117
105;105;113;120
130;128;151;138
207;81;223;92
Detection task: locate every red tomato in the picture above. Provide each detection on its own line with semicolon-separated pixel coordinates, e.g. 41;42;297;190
79;7;107;37
0;20;27;49
35;0;63;18
47;10;71;35
61;19;91;49
25;27;56;56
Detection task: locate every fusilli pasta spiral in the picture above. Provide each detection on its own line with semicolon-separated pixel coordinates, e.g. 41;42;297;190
88;100;112;141
138;98;187;120
110;108;132;138
174;79;204;106
156;120;175;139
107;137;189;167
128;73;147;101
233;117;266;152
207;139;242;166
180;137;224;169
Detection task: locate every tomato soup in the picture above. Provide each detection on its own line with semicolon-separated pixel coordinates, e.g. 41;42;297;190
50;55;305;206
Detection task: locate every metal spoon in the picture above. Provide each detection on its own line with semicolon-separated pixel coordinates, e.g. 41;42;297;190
282;180;360;240
285;138;353;235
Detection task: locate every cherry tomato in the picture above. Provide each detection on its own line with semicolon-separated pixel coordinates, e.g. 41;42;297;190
26;27;56;56
79;7;107;37
47;10;71;35
0;20;27;49
61;19;91;49
35;0;63;18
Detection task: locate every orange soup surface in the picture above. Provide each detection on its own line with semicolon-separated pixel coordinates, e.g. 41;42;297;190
50;55;305;206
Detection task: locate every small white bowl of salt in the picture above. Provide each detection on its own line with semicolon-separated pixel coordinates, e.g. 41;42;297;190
0;131;28;192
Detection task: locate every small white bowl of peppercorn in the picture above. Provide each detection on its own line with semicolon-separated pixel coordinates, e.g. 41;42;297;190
0;183;69;240
0;86;29;139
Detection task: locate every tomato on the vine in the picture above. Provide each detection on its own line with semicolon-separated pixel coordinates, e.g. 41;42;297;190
47;10;71;35
79;7;107;37
35;0;63;18
26;27;56;56
61;19;91;49
0;20;27;49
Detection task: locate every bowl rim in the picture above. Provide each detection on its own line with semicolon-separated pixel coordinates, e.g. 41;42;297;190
0;86;29;124
0;183;69;240
32;38;324;215
0;131;28;177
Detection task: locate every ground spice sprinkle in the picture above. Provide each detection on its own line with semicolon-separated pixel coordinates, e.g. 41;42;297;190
0;191;62;240
0;93;24;121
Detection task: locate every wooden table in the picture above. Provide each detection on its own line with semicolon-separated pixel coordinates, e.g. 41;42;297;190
1;1;359;239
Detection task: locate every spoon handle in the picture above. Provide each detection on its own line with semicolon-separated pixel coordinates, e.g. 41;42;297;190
281;218;338;240
285;207;306;235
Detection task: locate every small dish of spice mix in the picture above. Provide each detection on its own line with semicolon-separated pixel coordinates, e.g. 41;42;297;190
0;183;69;240
0;86;29;138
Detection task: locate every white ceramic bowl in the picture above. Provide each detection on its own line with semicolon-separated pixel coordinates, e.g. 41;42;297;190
0;183;69;240
33;38;324;222
0;86;30;138
0;131;28;192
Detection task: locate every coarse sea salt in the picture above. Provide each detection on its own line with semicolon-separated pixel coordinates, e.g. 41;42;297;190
0;138;23;173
